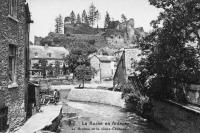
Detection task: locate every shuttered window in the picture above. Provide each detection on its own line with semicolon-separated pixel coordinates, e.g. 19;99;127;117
9;0;18;18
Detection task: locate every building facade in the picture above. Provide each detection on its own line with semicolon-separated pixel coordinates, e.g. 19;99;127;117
90;55;116;82
30;45;69;78
0;0;32;131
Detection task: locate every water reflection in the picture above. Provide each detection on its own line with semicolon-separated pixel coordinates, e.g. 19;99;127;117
60;101;169;133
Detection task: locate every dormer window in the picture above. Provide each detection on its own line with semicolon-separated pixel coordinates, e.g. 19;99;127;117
47;53;51;58
9;0;18;18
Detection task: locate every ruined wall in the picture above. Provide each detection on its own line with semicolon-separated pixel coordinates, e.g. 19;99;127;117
151;99;200;133
113;52;126;88
0;0;28;130
60;34;107;49
64;23;98;35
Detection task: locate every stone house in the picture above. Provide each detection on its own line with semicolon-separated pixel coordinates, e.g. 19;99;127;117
113;48;141;89
30;44;69;78
90;55;116;82
0;0;32;131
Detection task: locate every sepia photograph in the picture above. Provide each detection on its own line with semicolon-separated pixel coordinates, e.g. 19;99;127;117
0;0;200;133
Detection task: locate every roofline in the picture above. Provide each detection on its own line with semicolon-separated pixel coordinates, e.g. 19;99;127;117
89;54;114;62
123;48;137;50
113;48;138;54
30;45;67;49
99;60;112;63
31;58;64;60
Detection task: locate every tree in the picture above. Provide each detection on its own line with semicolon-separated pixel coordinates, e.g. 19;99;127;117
75;65;91;88
76;13;81;24
96;10;101;28
70;11;76;24
104;11;111;28
85;15;90;26
121;14;127;23
64;44;97;75
121;13;128;36
88;3;99;27
81;10;87;23
65;48;90;74
55;14;63;34
137;0;200;100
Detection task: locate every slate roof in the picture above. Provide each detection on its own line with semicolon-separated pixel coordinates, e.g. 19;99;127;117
89;54;116;62
97;55;115;62
30;45;69;59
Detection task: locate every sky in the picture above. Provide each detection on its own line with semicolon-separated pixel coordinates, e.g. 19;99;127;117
26;0;161;42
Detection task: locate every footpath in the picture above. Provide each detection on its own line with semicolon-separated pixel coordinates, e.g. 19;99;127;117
15;104;62;133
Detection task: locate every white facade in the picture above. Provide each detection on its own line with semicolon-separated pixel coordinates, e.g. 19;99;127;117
90;55;116;82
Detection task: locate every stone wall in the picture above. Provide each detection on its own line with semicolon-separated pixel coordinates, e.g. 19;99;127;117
151;99;200;133
0;0;30;131
67;89;125;108
113;52;126;88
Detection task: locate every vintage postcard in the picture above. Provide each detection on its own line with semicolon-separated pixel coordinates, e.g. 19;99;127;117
0;0;199;133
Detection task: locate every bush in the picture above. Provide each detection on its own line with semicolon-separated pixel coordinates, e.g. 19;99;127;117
121;81;151;116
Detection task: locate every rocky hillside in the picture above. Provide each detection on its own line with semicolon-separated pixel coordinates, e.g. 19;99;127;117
38;32;107;51
64;23;101;35
34;18;147;55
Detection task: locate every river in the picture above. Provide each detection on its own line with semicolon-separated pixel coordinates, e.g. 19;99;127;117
59;100;169;133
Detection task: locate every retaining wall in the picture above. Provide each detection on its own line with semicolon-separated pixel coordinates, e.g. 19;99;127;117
67;89;125;108
151;99;200;133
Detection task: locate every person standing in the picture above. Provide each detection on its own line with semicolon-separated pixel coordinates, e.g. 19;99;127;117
53;89;60;104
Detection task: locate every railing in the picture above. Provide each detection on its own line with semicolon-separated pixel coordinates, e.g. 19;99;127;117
29;69;66;79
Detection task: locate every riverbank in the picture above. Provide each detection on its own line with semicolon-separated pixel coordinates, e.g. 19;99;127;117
150;99;200;133
15;104;62;133
59;100;168;133
51;81;124;108
51;81;113;90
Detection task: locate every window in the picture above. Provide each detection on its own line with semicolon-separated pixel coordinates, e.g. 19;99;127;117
47;53;51;58
8;44;17;82
35;52;38;57
9;0;18;18
61;53;65;58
